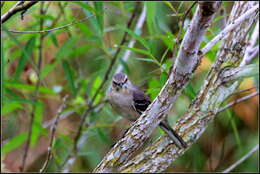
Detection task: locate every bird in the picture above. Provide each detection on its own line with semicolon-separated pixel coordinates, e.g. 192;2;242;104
106;72;187;148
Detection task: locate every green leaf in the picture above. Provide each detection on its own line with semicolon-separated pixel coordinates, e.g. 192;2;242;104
78;23;94;37
116;25;151;51
145;2;157;34
2;102;23;115
70;44;93;57
2;26;38;73
30;102;44;147
53;134;73;165
120;45;152;57
73;1;97;14
118;57;130;74
3;98;37;105
147;78;161;100
1;34;4;100
96;128;111;144
160;71;168;85
163;1;178;14
134;57;157;63
183;82;196;100
81;2;103;37
2;132;28;155
226;109;242;148
4;81;55;95
55;37;77;59
14;36;36;81
91;76;102;104
40;61;59;79
62;60;77;96
49;33;59;47
94;2;104;35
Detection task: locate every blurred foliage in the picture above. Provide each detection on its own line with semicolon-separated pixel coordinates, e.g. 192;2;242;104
1;1;258;173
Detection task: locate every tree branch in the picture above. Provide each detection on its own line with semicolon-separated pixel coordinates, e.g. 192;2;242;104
1;1;38;24
94;2;221;172
39;95;68;172
221;64;259;83
240;20;259;66
60;3;141;172
20;2;44;172
118;2;258;172
200;4;259;56
217;91;259;113
7;14;96;34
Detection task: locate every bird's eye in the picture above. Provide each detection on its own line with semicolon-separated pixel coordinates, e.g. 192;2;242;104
113;81;119;86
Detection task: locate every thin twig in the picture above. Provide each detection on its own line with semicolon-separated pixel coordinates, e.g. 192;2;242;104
1;1;38;23
222;144;259;173
7;14;96;34
42;111;75;129
200;5;259;56
215;91;259;171
217;91;259;113
231;87;256;96
20;2;45;172
240;20;259;66
40;95;69;173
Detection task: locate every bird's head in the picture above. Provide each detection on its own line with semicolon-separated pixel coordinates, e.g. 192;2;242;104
112;72;129;91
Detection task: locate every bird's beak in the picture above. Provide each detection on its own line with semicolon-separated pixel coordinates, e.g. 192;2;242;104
116;84;123;91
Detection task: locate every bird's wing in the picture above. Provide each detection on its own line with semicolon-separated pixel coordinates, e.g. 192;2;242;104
132;88;151;115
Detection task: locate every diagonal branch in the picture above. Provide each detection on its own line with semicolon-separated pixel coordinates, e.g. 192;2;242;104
1;1;38;23
39;95;68;173
6;14;96;34
118;2;258;172
222;144;259;173
60;3;141;172
217;91;259;113
240;20;259;66
200;4;259;56
94;2;222;172
20;2;45;172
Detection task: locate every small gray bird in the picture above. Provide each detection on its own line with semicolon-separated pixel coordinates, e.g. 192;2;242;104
107;72;187;148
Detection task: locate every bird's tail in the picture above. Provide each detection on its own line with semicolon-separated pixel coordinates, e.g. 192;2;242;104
159;120;187;149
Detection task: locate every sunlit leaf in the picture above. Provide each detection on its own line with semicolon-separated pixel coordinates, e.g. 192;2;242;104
116;25;151;51
2;102;23;115
14;36;36;81
2;132;28;155
30;102;44;147
183;82;196;100
226;109;242;148
4;81;55;95
94;2;104;35
62;60;77;96
55;37;77;59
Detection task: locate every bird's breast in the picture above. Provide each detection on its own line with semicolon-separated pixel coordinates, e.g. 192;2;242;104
108;89;138;121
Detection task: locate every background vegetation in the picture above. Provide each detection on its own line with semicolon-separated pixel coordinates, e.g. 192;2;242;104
1;1;258;172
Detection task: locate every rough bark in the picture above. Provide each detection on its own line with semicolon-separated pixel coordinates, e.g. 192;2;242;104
119;1;259;173
93;2;222;172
